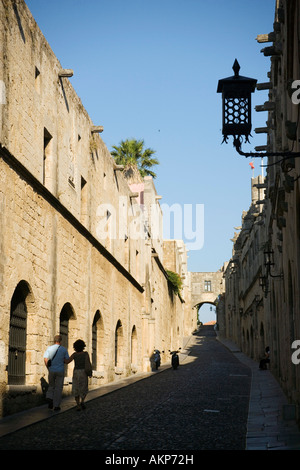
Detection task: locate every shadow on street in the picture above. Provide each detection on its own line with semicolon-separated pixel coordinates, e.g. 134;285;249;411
0;326;251;451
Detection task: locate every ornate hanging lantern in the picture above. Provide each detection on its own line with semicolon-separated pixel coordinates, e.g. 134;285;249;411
217;59;257;149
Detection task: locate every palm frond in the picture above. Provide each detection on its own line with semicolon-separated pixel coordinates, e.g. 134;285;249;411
111;138;159;179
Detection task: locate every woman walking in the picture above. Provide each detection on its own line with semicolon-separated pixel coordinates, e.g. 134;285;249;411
66;339;92;411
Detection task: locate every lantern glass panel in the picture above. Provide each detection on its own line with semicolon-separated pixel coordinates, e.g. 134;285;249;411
224;97;249;126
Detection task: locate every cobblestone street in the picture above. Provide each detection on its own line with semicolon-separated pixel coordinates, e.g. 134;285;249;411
0;327;251;452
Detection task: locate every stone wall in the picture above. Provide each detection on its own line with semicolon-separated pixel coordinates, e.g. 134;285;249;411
0;0;141;275
0;0;194;416
0;146;145;415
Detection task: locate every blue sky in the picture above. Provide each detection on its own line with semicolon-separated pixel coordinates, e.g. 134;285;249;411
25;0;275;321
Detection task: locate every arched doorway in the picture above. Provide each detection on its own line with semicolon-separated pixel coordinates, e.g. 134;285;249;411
115;320;124;369
92;310;104;370
131;325;138;368
59;303;76;349
8;281;35;385
59;303;76;376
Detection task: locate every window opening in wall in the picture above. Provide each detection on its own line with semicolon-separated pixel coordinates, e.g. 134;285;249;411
35;66;40;93
135;250;140;279
80;176;88;225
43;128;52;186
204;280;211;292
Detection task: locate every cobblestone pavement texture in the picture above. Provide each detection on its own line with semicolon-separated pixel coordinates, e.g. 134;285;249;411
0;327;252;451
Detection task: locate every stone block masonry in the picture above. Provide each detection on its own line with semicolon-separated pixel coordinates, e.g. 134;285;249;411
0;145;145;414
0;0;194;416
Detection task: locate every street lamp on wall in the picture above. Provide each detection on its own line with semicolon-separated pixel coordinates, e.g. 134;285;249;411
263;249;283;279
259;248;283;297
217;60;300;160
217;59;257;150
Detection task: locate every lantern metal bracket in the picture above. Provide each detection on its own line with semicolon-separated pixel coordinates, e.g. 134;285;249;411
263;249;284;280
232;135;300;160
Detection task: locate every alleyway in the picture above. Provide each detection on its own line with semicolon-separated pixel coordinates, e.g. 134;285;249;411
0;326;251;451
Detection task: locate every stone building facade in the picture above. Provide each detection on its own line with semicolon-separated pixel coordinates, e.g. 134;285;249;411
163;239;193;338
191;271;225;325
0;0;195;416
222;176;267;358
222;0;300;420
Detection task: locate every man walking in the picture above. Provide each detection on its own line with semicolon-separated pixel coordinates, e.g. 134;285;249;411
44;335;69;411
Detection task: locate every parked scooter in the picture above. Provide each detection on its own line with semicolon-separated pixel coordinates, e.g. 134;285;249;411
169;348;181;370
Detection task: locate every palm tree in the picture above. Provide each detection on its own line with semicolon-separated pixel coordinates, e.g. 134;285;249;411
111;138;159;179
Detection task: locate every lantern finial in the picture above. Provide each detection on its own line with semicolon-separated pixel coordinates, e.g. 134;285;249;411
232;59;240;77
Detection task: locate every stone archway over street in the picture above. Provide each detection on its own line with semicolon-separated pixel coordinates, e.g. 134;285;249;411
191;271;225;323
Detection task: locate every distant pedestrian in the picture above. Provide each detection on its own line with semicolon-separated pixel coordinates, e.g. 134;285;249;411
65;339;92;411
154;350;161;370
44;335;69;411
259;346;270;370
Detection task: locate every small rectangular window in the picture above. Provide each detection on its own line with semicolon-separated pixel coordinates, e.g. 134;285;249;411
35;67;40;93
81;176;88;225
43;128;52;186
204;280;211;292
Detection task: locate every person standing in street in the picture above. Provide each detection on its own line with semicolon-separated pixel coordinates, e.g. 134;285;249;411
259;346;270;370
44;335;69;411
65;339;92;411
